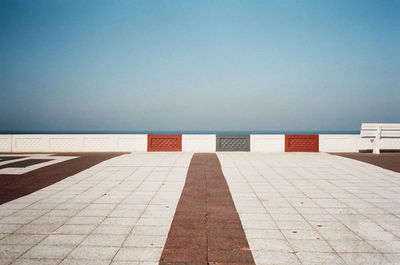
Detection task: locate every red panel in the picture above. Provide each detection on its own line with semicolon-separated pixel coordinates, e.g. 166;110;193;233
285;135;319;152
147;135;182;152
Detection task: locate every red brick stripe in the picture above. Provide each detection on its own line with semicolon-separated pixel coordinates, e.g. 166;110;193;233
160;153;255;264
0;153;126;205
333;152;400;173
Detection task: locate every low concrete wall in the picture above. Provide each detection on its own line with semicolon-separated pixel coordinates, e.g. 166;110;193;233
10;134;147;152
182;134;215;152
319;134;359;152
250;135;285;152
0;135;12;152
0;134;364;153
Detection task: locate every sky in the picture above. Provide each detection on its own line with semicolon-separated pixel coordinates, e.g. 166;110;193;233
0;0;399;133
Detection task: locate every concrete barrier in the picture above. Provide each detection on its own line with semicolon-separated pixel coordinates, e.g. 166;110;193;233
250;135;285;152
11;134;147;152
0;135;12;152
319;134;359;152
1;133;364;153
182;134;215;152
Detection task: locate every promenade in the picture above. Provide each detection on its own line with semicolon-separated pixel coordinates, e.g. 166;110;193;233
0;152;399;264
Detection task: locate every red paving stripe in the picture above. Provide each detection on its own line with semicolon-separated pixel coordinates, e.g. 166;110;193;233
333;152;400;173
0;153;126;205
160;153;255;265
0;159;53;169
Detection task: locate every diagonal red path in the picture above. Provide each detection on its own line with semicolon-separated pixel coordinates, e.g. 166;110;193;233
160;153;255;264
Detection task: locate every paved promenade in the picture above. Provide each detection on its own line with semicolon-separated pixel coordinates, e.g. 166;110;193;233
0;152;399;264
0;152;193;264
218;153;400;265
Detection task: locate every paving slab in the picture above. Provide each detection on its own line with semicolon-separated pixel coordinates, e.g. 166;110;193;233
218;152;400;265
0;152;192;265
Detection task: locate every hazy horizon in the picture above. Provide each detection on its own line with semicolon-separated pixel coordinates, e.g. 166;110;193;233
1;0;399;132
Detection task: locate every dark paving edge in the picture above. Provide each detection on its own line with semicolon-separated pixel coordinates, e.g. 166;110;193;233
332;152;400;173
0;152;127;205
160;153;255;265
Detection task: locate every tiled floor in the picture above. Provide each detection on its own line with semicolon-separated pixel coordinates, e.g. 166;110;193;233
218;152;400;265
1;152;400;265
0;152;192;265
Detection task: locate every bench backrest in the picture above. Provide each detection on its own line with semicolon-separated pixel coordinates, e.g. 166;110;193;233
361;123;400;139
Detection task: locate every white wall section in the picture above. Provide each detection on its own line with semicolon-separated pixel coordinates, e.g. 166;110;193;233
182;134;216;152
319;134;359;152
10;134;147;152
0;135;12;152
250;134;285;152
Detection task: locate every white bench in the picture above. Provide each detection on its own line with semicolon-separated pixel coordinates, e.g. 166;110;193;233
360;123;400;154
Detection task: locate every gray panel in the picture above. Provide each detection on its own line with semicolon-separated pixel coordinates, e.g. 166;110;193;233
216;135;250;151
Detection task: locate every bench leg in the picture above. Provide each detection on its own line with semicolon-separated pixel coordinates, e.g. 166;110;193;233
373;146;380;154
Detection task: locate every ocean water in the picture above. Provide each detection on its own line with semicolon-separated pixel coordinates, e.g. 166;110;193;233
0;130;360;135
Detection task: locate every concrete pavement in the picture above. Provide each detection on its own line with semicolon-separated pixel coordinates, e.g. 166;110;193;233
0;152;400;264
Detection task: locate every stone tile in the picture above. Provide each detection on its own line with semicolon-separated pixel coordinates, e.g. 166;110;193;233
60;258;111;265
247;239;292;251
251;250;301;265
244;229;285;239
30;216;70;225
367;240;400;253
329;240;377;253
11;258;61;265
0;244;32;263
0;224;22;233
136;217;173;227
383;254;400;264
276;220;313;230
296;251;346;265
53;224;96;235
339;253;392;265
113;247;163;261
81;234;126;247
269;213;305;222
111;261;158;265
65;216;105;225
101;217;138;226
67;245;119;260
13;209;48;217
318;229;362;241
0;216;37;224
281;229;321;240
15;223;61;234
123;235;166;248
41;235;85;246
92;224;133;235
0;234;46;245
22;244;74;259
288;239;334;252
131;225;170;236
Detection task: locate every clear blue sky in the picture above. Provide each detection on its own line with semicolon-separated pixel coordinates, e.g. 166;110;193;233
1;0;399;132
